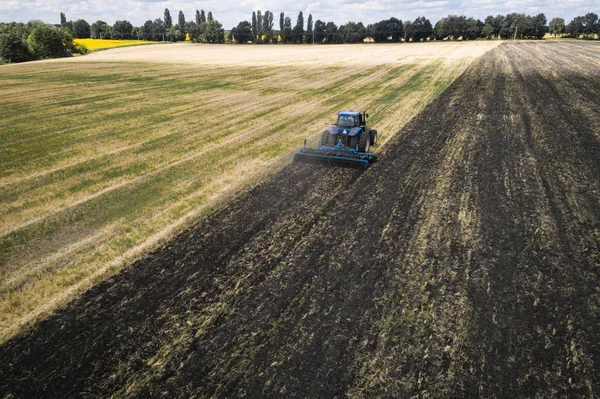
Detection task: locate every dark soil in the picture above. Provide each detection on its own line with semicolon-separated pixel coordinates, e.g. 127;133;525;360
2;42;600;398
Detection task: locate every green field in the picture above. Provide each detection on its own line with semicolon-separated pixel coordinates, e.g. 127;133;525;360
0;43;497;342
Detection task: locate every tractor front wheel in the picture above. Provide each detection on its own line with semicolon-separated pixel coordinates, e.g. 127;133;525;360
370;129;378;146
320;130;332;146
358;131;371;153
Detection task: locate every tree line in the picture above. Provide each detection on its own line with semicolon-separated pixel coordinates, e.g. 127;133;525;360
0;20;82;63
56;9;225;43
230;11;600;44
1;10;599;64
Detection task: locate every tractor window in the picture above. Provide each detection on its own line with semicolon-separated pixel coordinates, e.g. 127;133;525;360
337;115;356;128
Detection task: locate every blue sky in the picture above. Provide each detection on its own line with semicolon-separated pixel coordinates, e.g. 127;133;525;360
1;0;597;29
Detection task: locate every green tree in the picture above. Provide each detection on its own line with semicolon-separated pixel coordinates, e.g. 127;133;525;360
549;17;565;37
324;21;342;43
195;10;201;25
252;11;257;39
0;30;30;62
407;16;432;41
282;16;292;43
257;10;263;41
200;10;206;25
340;21;366;43
482;23;494;39
200;19;224;43
178;11;186;39
465;17;483;39
164;9;172;30
207;12;213;22
112;20;132;40
232;20;252;43
314;20;326;42
292;12;304;43
60;13;67;27
90;20;109;39
305;14;313;43
583;12;599;39
484;14;505;38
263;11;274;43
73;19;90;38
27;24;71;59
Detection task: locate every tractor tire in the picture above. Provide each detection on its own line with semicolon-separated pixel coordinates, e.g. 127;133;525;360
320;130;332;146
358;131;371;153
370;129;378;146
348;136;358;150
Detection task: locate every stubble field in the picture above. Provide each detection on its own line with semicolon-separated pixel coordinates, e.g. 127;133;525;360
1;41;599;398
0;42;498;343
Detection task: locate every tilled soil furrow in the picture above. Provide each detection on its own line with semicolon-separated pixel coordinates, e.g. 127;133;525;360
1;42;600;398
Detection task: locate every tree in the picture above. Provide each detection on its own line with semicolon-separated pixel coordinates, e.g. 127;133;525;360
140;20;154;40
324;21;342;43
465;17;483;40
257;10;263;41
340;21;366;43
263;11;274;43
27;24;71;59
164;9;172;30
132;27;141;40
200;19;224;43
305;14;313;43
403;20;412;40
549;17;565;37
482;23;494;39
232;21;252;43
178;11;186;38
200;10;206;25
279;16;292;43
0;30;30;62
207;12;213;22
152;18;165;41
314;20;326;43
484;14;505;38
73;19;90;38
368;20;388;42
582;12;599;39
252;11;257;39
186;21;199;41
112;20;132;40
407;16;432;41
90;20;109;39
531;13;547;39
279;12;284;40
292;12;304;43
60;13;67;27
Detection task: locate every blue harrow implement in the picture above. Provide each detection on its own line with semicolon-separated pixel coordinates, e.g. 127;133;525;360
294;110;379;169
294;139;379;169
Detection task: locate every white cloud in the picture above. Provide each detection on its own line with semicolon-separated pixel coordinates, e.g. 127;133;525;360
0;0;595;28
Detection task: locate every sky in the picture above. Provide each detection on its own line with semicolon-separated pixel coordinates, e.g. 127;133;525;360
0;0;597;29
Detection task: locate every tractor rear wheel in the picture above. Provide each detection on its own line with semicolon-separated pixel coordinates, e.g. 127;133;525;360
370;129;378;146
358;131;371;153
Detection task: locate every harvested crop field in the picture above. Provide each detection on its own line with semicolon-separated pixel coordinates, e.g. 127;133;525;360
2;41;600;398
0;41;497;342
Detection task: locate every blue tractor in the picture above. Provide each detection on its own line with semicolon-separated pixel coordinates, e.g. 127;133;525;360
294;111;379;168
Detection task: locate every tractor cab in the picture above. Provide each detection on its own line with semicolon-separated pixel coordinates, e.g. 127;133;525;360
336;111;368;129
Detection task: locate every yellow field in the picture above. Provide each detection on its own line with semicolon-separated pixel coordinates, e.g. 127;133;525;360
73;38;155;51
0;42;500;343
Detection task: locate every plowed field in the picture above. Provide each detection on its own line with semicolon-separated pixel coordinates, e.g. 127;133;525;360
2;41;600;398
